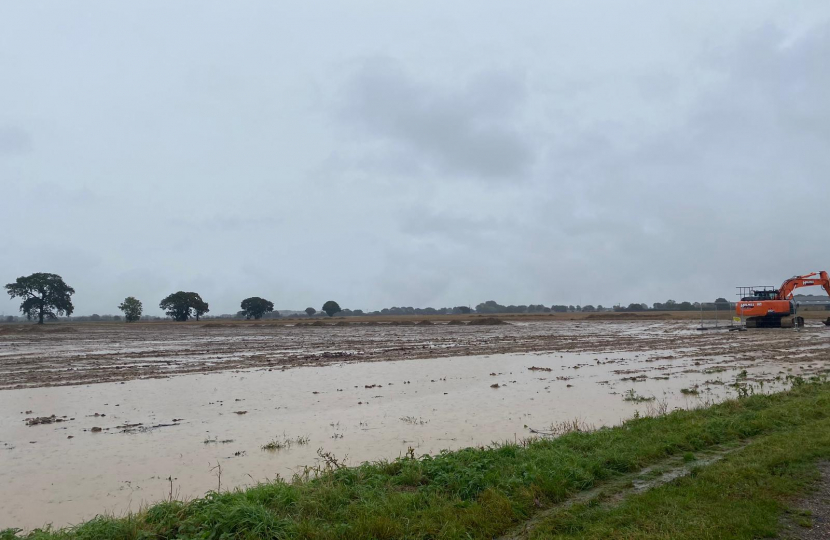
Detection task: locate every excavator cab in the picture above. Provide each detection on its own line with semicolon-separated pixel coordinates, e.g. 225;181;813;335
739;287;778;302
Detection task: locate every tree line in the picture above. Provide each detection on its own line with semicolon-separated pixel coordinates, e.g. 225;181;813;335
3;273;345;324
3;272;743;325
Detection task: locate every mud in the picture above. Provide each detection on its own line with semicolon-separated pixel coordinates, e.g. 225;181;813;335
1;320;829;530
2;319;828;390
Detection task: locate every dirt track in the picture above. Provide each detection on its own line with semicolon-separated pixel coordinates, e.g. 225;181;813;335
1;318;829;390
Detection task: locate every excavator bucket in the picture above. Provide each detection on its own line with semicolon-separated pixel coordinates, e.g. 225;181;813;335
824;317;830;326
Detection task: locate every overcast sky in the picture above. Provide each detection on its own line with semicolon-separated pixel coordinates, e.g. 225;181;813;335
2;1;829;316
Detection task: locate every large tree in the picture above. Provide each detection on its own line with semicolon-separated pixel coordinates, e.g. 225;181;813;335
240;297;274;320
305;307;316;317
118;296;143;322
5;273;75;324
322;300;341;317
159;291;209;321
188;292;210;321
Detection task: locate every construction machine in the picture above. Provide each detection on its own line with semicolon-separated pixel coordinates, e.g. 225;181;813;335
736;271;830;328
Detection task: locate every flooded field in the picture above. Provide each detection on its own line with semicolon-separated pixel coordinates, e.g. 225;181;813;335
2;320;829;530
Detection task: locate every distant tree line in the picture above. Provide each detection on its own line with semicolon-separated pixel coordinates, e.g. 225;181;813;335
4;272;756;325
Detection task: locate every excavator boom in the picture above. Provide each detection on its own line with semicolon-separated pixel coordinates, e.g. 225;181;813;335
777;271;830;300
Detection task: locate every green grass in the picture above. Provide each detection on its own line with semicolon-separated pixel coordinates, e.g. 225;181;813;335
6;382;830;540
527;416;830;538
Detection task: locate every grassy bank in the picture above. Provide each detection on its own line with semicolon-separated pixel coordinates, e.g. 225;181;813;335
526;419;830;539
6;380;830;540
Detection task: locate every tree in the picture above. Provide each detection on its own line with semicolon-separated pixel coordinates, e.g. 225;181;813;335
118;296;143;322
714;297;731;310
305;307;316;317
188;293;209;321
159;291;209;321
160;292;191;321
241;297;274;320
322;300;341;317
5;273;75;324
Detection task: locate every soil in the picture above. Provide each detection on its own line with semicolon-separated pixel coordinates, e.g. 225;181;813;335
2;319;830;390
781;462;830;539
2;319;829;531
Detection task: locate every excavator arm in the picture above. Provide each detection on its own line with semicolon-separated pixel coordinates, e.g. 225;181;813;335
777;271;830;300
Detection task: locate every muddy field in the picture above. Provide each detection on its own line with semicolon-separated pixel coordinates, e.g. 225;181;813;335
1;319;829;531
1;315;827;390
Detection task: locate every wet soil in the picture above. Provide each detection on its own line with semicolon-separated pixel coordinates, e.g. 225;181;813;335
1;320;829;531
1;320;828;390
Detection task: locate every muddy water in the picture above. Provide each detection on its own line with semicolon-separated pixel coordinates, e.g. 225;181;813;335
2;323;829;530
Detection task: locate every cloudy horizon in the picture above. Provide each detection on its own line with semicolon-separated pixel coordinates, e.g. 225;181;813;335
2;1;829;317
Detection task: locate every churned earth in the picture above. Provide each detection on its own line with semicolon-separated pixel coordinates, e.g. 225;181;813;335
1;318;829;532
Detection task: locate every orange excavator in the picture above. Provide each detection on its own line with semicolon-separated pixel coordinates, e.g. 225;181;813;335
736;272;830;328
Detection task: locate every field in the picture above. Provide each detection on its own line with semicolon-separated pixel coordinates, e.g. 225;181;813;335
2;315;830;537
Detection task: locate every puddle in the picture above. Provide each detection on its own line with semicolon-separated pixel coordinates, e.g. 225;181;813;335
1;322;829;530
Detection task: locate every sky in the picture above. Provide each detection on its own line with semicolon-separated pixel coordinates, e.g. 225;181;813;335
1;1;829;316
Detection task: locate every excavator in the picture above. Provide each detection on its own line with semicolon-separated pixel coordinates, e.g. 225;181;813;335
736;272;830;328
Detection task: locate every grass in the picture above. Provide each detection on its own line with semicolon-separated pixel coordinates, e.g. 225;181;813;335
526;415;830;538
261;435;310;451
5;381;830;540
622;389;656;402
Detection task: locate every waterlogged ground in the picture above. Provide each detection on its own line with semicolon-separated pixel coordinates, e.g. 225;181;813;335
1;320;829;530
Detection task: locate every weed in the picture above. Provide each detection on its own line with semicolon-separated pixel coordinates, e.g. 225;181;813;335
261;434;310;451
623;389;656;402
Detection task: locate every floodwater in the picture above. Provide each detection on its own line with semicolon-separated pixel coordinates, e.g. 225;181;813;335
1;321;829;530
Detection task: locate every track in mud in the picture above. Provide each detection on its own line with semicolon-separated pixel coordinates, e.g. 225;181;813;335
1;320;829;390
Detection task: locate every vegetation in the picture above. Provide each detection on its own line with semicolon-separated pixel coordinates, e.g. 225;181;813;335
261;435;310;451
159;292;209;322
0;272;739;319
4;273;75;324
117;297;142;322
322;300;341;317
525;405;830;538
7;381;830;539
240;297;274;320
622;389;655;402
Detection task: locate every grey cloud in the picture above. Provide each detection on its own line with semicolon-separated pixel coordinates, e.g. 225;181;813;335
2;2;830;315
336;59;534;180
